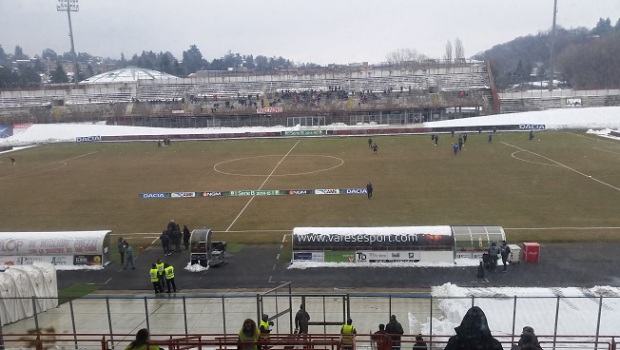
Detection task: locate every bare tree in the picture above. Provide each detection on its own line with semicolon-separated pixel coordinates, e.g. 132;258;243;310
444;40;453;62
455;38;465;60
385;48;426;66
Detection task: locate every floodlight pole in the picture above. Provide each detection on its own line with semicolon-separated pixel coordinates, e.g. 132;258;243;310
548;0;558;91
57;0;80;88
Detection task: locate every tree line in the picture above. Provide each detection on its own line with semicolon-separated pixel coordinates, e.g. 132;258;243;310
1;17;619;90
0;44;297;88
477;17;620;90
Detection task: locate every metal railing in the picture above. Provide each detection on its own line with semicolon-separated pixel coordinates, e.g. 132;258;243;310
0;332;616;350
2;292;619;349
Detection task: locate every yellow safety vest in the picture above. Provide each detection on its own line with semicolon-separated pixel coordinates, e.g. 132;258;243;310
155;262;164;276
149;268;159;282
259;320;271;342
164;265;175;279
238;329;259;350
259;320;270;334
341;324;355;345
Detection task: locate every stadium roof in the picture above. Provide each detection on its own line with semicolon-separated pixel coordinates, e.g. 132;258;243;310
81;67;178;84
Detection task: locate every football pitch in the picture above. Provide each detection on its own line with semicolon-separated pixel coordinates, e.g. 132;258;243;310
2;131;620;245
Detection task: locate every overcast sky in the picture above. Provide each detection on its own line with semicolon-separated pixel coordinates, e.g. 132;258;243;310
1;0;620;65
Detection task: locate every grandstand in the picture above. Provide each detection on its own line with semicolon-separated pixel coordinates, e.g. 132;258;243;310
0;61;496;126
2;62;620;127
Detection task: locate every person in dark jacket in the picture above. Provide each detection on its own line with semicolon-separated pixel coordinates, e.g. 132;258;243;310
167;219;176;232
385;315;404;350
295;304;310;334
366;182;374;199
412;334;428;350
117;237;127;265
183;225;191;250
443;306;503;350
516;326;541;350
500;240;511;272
160;230;171;256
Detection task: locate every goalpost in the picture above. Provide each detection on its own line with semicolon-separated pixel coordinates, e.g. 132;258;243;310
286;116;325;127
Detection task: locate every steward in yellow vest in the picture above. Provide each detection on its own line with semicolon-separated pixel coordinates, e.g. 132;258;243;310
149;264;163;294
258;314;274;350
341;318;357;350
163;263;177;293
155;259;165;289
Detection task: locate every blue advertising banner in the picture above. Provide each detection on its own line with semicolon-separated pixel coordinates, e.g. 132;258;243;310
139;188;368;198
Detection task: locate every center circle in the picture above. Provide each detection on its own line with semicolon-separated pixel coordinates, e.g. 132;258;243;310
213;154;344;176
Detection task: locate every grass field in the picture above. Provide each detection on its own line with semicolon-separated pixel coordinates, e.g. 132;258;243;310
2;131;620;246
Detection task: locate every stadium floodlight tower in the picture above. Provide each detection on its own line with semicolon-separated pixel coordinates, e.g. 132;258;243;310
56;0;80;88
548;0;558;91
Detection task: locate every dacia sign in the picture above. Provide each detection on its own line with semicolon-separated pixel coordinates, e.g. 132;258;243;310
519;124;545;130
344;188;367;195
76;135;102;143
140;193;167;199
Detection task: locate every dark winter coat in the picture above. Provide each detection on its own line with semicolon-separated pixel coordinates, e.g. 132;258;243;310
160;231;170;245
385;316;404;345
443;306;503;350
501;243;511;259
413;335;428;350
516;331;541;350
295;308;310;333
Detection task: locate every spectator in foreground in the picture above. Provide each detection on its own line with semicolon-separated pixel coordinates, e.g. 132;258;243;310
444;306;503;350
125;328;160;350
340;318;357;350
295;304;310;334
385;315;404;350
516;326;542;350
238;318;259;350
371;324;391;350
412;334;428;350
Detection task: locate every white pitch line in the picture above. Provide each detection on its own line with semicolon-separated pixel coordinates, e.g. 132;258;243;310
502;142;620;192
593;147;620;156
226;140;301;232
62;151;99;162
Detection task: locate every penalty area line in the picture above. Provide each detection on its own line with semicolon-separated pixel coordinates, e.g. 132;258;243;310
502;142;620;193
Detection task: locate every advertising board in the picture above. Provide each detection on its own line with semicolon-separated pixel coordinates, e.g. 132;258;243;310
0;231;111;267
355;250;420;263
